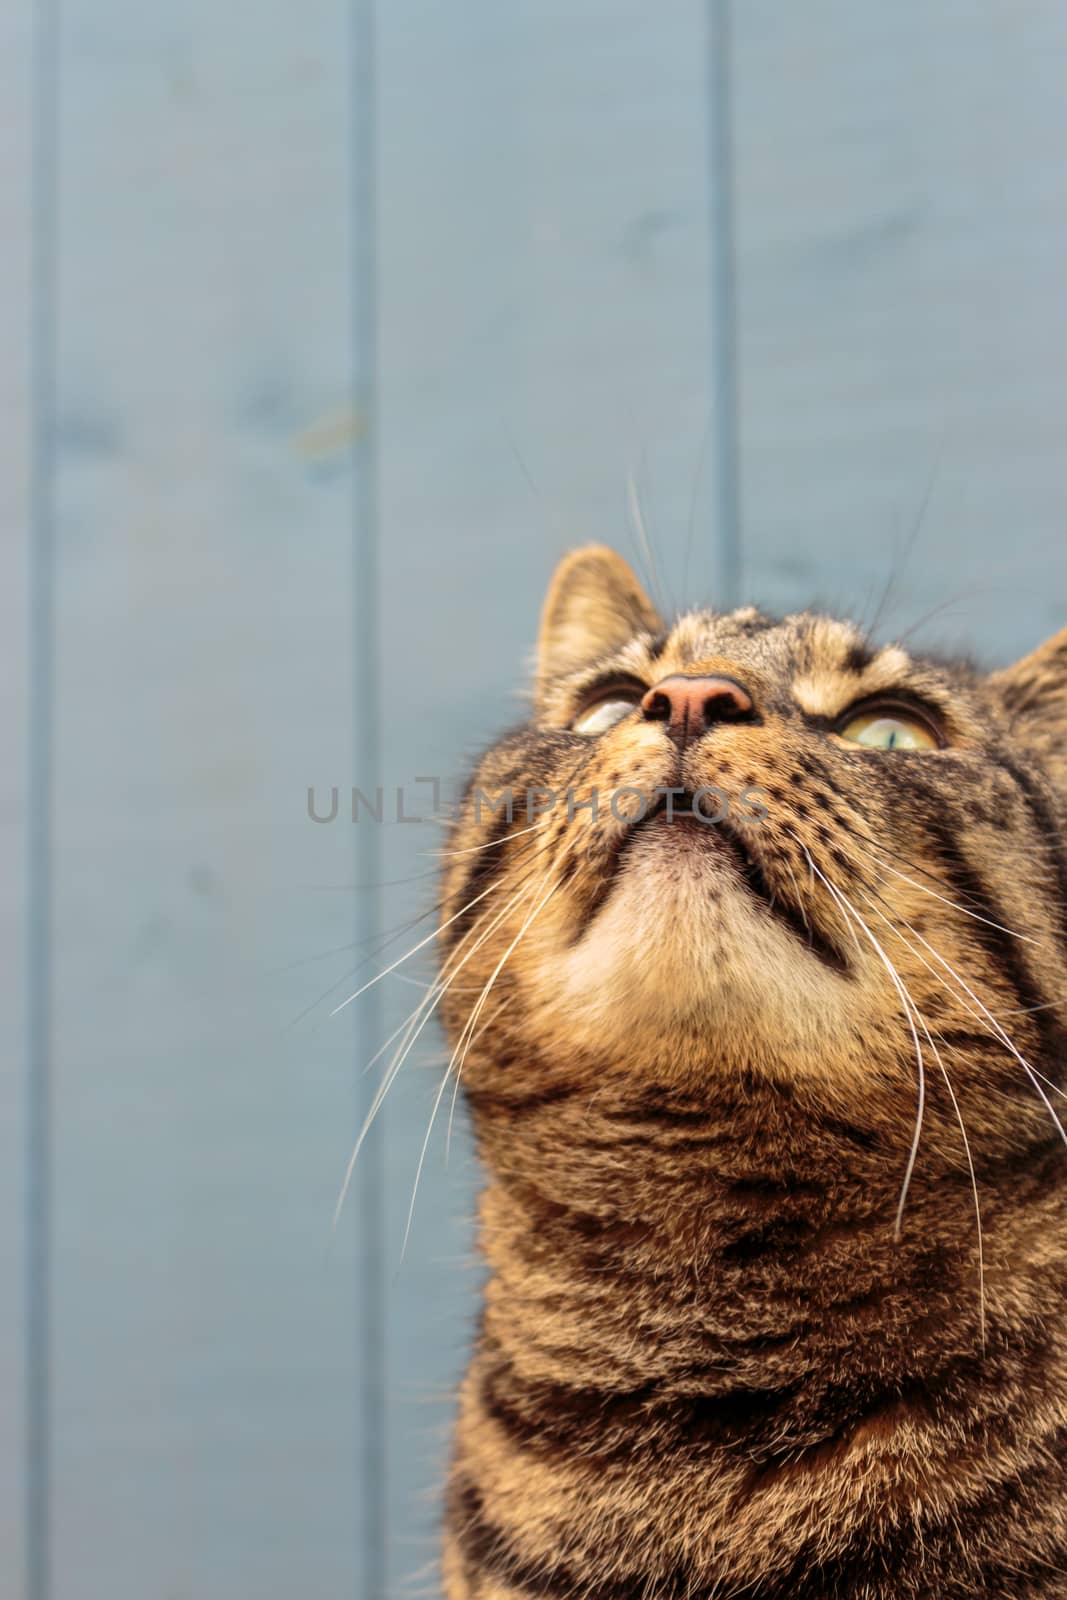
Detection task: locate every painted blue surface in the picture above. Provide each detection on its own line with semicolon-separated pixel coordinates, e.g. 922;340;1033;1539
5;2;1067;1597
3;9;32;1593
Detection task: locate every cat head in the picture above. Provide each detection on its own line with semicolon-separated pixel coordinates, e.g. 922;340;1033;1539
439;546;1067;1169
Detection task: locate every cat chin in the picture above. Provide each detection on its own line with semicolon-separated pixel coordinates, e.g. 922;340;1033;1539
535;833;861;1078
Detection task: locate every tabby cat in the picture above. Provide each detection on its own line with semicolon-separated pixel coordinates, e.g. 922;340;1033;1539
437;545;1067;1599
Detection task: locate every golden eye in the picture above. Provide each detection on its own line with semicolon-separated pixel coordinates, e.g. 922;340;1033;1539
571;689;643;736
838;708;940;751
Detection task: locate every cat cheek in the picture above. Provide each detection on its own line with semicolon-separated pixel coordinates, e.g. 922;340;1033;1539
738;786;769;822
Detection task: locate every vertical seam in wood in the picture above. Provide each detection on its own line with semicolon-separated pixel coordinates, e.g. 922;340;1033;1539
351;1;386;1595
27;2;59;1596
707;0;742;607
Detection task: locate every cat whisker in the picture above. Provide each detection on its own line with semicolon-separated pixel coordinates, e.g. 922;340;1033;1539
925;1029;987;1350
852;883;1067;1147
864;439;945;641
444;998;504;1162
336;746;608;1219
829;879;989;1344
625;466;670;618
337;908;531;1229
433;818;546;859
442;823;589;1158
1003;994;1067;1016
328;879;504;1017
828;836;1067;1124
401;867;563;1258
824;877;987;1341
893;588;991;647
827;833;1047;1040
354;988;455;1088
445;836;586;1114
272;919;418;979
289;819;563;1031
783;861;810;934
284;900;448;1031
846;837;1041;947
841;821;1061;912
934;1034;1067;1108
329;816;567;1017
332;839;571;1226
305;865;446;892
793;838;927;1237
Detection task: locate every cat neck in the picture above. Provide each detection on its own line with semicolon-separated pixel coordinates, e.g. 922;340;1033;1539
467;1062;1065;1391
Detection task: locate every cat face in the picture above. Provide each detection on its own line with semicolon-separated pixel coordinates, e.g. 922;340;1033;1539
439;546;1067;1161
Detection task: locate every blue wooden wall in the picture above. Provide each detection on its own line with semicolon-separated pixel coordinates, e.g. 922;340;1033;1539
5;3;1067;1596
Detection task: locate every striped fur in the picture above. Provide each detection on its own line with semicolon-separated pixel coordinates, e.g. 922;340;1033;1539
437;547;1067;1599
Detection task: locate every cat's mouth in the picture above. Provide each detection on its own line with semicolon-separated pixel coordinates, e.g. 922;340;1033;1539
584;792;850;975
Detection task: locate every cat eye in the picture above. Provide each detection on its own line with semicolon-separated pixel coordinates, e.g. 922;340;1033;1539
836;700;942;752
570;682;645;736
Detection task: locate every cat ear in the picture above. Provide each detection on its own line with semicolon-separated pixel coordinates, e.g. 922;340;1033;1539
536;545;663;692
989;625;1067;782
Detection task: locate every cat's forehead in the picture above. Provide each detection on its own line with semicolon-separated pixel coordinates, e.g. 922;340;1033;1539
655;606;876;669
612;607;917;718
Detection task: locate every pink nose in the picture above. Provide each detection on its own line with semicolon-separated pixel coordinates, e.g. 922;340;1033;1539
640;674;755;749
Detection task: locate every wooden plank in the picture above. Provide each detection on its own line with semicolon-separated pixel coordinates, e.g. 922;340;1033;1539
49;5;363;1594
373;2;717;1586
32;6;1067;1598
732;0;1067;660
1;4;33;1593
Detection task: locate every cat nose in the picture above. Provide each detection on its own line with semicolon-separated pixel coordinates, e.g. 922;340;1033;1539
640;674;756;748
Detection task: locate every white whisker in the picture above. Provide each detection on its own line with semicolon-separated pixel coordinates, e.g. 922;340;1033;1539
433;818;545;859
848;837;1040;947
329;822;559;1017
1003;994;1067;1017
332;853;561;1227
794;838;926;1237
844;883;987;1346
401;870;562;1258
626;466;667;615
843;869;1067;1149
881;906;1067;1152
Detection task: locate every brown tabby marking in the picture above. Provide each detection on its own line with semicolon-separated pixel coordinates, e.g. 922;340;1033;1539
437;546;1067;1599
